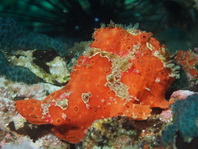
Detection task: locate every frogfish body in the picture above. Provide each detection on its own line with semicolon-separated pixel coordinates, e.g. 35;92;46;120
15;26;176;143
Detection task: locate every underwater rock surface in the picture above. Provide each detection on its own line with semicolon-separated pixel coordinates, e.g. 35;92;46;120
162;93;198;145
14;25;178;145
0;14;197;149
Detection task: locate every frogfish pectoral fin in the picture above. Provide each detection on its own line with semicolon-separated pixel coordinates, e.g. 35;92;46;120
51;125;86;144
112;103;152;120
128;104;152;120
15;99;50;125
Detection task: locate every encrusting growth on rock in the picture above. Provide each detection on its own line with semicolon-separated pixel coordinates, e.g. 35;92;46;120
15;25;177;143
174;50;198;85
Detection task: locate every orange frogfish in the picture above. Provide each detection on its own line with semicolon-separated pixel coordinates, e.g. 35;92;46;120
15;25;177;143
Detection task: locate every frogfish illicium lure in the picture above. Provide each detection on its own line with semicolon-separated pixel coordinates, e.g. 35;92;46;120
15;25;178;143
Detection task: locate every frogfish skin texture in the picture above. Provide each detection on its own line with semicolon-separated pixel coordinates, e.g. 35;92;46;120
15;26;176;143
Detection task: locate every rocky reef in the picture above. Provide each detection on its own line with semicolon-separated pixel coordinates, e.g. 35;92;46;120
0;23;197;149
162;92;198;146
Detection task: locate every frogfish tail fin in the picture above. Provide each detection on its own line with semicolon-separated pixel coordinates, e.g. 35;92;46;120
15;99;51;125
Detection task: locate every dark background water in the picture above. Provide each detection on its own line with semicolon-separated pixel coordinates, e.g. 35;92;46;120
0;0;198;55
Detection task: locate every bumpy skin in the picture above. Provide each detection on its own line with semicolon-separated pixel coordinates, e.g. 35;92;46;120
15;26;175;143
175;50;198;83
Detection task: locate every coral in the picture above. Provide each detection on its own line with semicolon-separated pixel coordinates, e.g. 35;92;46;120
67;41;91;60
36;134;70;149
170;90;196;101
160;90;196;125
0;91;69;148
0;51;8;74
6;50;70;85
0;17;68;56
82;116;139;148
0;50;42;84
159;110;173;123
167;50;198;93
0;76;45;100
0;76;61;100
161;124;178;145
5;66;41;84
46;56;70;84
161;93;198;145
15;25;177;143
0;48;71;85
174;50;198;86
0;98;19;131
1;131;70;149
80;116;164;149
